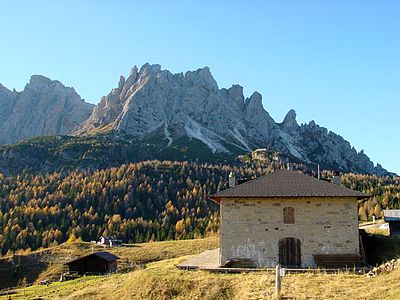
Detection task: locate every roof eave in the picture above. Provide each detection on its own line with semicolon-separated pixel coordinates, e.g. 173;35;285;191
357;194;371;201
208;195;221;204
209;194;369;202
65;252;120;265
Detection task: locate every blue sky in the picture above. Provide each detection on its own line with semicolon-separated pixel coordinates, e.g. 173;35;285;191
0;1;399;174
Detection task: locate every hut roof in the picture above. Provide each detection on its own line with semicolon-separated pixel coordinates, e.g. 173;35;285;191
66;251;119;265
210;170;369;203
384;210;400;222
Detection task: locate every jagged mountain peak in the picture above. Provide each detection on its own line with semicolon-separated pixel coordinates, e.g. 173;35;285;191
72;63;390;175
0;82;14;97
0;82;8;90
229;84;243;92
227;84;245;106
246;91;262;105
281;109;299;131
0;64;391;176
0;76;94;145
25;75;81;100
117;76;126;89
29;74;54;85
184;66;219;91
77;64;272;155
139;63;162;75
283;109;297;123
309;120;317;127
130;65;138;76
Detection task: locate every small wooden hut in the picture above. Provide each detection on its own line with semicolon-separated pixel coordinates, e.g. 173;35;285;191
66;251;119;275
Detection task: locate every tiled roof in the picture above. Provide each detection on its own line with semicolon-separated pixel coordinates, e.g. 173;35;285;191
66;251;120;265
210;170;369;202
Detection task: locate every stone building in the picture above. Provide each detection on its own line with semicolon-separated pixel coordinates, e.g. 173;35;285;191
209;170;369;268
251;148;268;161
98;236;122;247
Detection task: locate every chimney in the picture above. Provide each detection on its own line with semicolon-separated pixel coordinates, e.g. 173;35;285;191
332;171;341;185
287;163;293;171
317;164;320;180
228;172;236;188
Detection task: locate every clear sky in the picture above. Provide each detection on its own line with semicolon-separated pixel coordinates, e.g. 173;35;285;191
0;1;399;174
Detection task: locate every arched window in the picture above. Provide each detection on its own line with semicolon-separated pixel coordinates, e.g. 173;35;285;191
283;207;295;224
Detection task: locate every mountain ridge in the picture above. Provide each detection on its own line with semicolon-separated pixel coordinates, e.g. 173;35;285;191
74;63;389;175
0;64;392;176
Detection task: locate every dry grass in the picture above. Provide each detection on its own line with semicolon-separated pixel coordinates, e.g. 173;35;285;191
0;256;400;300
280;270;400;300
3;256;400;300
363;227;389;236
0;236;219;289
2;235;400;299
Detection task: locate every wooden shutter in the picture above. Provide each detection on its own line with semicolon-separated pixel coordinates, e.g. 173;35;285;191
283;207;295;224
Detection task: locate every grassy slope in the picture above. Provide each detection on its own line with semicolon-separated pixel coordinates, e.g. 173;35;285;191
3;256;400;300
0;236;219;289
1;234;400;299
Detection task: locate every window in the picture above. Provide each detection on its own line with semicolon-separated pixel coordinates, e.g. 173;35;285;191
283;207;295;224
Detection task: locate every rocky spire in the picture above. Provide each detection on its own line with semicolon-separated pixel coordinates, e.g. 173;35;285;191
184;67;218;91
227;84;245;109
139;63;161;75
281;109;299;131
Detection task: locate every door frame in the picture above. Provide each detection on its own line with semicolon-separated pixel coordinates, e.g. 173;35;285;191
278;237;301;267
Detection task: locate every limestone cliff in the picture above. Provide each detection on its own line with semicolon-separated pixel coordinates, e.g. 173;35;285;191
0;65;389;175
0;76;94;144
76;64;388;175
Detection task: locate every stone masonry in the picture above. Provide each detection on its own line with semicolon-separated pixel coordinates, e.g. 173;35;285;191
219;197;359;268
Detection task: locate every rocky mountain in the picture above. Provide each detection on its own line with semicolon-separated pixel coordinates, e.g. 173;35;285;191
0;75;94;144
0;64;390;175
75;64;388;175
76;64;271;154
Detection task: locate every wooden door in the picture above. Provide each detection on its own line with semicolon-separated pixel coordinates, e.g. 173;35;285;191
279;237;301;267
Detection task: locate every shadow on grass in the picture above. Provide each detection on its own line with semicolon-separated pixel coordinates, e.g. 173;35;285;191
0;255;48;289
362;233;400;266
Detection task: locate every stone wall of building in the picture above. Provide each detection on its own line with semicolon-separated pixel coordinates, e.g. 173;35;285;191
219;197;359;268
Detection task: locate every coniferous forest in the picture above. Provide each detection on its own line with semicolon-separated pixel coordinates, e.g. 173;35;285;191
0;159;399;255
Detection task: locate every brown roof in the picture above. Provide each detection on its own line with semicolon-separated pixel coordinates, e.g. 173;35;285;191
66;251;120;265
210;170;369;203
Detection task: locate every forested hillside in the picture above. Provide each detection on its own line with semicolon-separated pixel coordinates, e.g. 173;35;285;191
0;135;239;175
0;161;273;254
0;160;399;255
341;173;400;220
